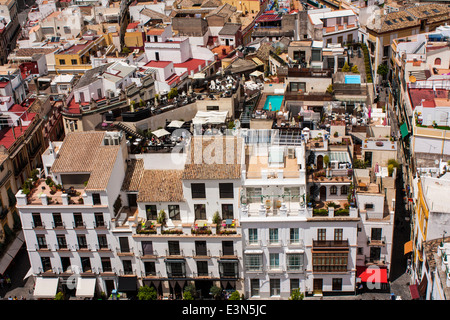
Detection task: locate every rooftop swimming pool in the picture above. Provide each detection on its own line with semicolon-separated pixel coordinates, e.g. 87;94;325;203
263;95;283;112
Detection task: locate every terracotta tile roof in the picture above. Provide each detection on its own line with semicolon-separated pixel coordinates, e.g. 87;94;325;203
14;48;58;57
85;146;120;191
182;136;243;180
51;131;106;173
51;131;121;191
137;170;184;202
121;159;144;192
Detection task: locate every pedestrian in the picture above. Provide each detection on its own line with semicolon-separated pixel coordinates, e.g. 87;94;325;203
6;277;11;287
0;277;4;288
13;296;17;300
8;296;12;300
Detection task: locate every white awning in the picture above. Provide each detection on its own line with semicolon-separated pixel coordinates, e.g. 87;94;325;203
0;230;24;275
192;72;205;79
249;70;264;77
34;277;59;299
167;120;184;128
151;128;170;138
192;111;228;125
244;249;263;254
76;278;96;298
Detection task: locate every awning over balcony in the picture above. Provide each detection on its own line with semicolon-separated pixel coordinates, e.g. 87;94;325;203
409;284;420;300
404;240;413;255
356;266;388;284
34;277;59;299
117;276;138;292
0;230;24;275
76;278;96;298
400;122;409;139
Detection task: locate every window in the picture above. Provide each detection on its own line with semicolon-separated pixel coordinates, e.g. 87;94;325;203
334;228;343;241
167;261;185;278
341;185;348;195
330;186;337;195
371;228;382;241
269;253;280;270
59;59;66;65
119;237;130;253
269;229;279;244
94;213;104;227
196;261;208;276
92;193;101;205
317;229;326;241
32;213;42;227
168;205;180;220
289;82;306;92
57;235;67;249
290;228;299;244
144;261;156;276
77;235;87;249
290;279;300;292
146;205;157;220
71;59;78;65
219;183;234;198
249;229;258;244
41;257;52;272
37;235;47;249
195;241;207;256
53;213;63;228
191;183;206;198
142;241;153;255
336;17;342;25
337;36;343;44
383;45;390;58
312;252;348;272
219;261;238;278
311;49;321;62
207;105;219;111
222;241;234;256
81;257;91;272
98;234;108;249
221;204;234;220
168;241;180;255
122;260;133;275
194;204;206;220
323;18;328;27
357;247;363;255
73;213;83;228
250;279;260;297
101;258;112;273
435;58;441;65
287;254;304;270
343;16;348;24
245;254;262;271
364;203;374;210
270;279;280;296
332;278;342;291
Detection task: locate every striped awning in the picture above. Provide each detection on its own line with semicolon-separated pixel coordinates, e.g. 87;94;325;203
329;151;351;163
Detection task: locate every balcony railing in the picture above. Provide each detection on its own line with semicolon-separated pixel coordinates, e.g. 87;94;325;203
165;249;184;257
192;249;211;257
313;240;349;248
288;68;333;78
367;236;386;246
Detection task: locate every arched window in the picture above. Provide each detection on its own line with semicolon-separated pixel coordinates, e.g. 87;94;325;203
435;58;441;65
341;185;348;195
330;186;337;195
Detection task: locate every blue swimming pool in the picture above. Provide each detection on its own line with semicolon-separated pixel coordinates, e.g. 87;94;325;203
263;95;283;111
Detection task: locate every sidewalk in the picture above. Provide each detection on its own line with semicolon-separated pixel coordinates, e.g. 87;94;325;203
304;272;412;300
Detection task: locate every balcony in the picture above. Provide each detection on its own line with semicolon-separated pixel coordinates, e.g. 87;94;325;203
313;239;349;249
139;249;159;259
367;236;386;246
25;179;85;206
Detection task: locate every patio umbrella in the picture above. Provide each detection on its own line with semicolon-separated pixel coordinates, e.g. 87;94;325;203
151;129;170;138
